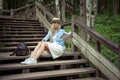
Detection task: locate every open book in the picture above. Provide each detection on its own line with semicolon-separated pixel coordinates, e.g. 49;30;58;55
61;31;72;42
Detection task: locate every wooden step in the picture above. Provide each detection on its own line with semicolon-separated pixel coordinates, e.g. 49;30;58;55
0;17;39;22
0;25;44;28
0;20;40;24
0;46;35;52
0;22;41;25
0;37;42;42
0;28;45;31
0;31;45;34
0;41;39;46
0;34;45;38
0;51;80;60
0;59;87;70
0;67;96;80
71;77;105;80
0;23;41;26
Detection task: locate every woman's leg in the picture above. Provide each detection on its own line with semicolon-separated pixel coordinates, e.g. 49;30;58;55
30;42;49;60
30;41;43;58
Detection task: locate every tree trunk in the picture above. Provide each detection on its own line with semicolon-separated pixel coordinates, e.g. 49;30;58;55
86;0;97;41
0;0;3;14
80;0;87;41
0;0;3;10
86;0;97;28
113;0;118;16
55;0;60;18
61;0;66;22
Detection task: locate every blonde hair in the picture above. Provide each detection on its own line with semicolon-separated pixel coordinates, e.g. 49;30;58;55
49;23;61;42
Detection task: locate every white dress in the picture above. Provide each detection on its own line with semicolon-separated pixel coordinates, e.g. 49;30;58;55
47;34;64;59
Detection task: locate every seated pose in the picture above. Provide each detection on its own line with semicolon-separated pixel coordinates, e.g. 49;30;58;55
21;18;67;64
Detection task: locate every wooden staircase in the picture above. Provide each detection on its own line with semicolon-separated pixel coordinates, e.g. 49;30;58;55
0;18;105;80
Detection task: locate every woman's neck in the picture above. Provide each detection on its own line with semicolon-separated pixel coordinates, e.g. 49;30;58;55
53;28;58;35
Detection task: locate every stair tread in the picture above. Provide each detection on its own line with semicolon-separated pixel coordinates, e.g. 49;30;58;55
0;50;80;60
0;25;43;27
0;67;96;80
0;46;35;50
0;31;46;33
0;28;44;31
71;77;105;80
0;34;45;38
0;17;38;21
0;20;40;23
0;37;42;41
0;59;87;70
0;42;39;45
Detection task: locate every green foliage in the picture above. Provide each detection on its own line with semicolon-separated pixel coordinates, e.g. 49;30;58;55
95;14;120;44
94;14;120;66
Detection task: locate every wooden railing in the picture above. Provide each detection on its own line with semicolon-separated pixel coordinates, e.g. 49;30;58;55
0;3;35;19
35;2;54;30
35;1;120;80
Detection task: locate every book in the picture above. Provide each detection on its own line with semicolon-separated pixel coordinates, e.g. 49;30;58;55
62;32;72;41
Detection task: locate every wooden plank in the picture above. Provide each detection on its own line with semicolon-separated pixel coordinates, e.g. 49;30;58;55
0;38;42;41
0;59;87;70
0;31;45;34
36;9;51;30
0;20;40;23
0;42;39;46
0;23;41;25
74;20;119;54
0;50;80;60
72;32;120;80
71;77;105;80
0;46;35;51
0;67;96;80
0;28;44;31
0;35;44;38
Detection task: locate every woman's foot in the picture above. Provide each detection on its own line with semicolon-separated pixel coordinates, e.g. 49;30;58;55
21;58;37;65
21;58;30;64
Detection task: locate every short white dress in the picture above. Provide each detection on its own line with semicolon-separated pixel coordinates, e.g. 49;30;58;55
47;34;64;59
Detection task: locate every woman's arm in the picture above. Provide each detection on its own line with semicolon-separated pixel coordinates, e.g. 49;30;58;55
42;30;50;41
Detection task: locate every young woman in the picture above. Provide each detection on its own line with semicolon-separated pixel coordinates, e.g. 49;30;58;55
21;18;66;64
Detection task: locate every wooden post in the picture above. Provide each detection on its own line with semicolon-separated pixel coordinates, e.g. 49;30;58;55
96;41;101;53
10;9;14;18
79;0;87;41
72;15;78;52
26;4;30;18
71;15;79;59
118;45;120;70
61;0;66;22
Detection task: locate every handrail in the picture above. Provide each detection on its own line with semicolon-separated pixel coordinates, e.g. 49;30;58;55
0;3;35;19
35;2;55;30
74;19;119;54
14;3;34;12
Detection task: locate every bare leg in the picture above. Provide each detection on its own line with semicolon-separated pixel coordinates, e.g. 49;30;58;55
21;42;50;64
30;42;49;60
30;42;42;58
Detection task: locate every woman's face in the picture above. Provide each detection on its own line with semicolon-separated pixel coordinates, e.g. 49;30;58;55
53;21;60;29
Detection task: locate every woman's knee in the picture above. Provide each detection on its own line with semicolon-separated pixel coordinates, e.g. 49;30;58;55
38;42;42;45
42;42;47;46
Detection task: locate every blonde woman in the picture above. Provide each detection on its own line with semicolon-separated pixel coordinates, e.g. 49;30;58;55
21;18;66;64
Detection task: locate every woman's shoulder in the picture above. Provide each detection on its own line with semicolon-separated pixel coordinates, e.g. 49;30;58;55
59;29;65;32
